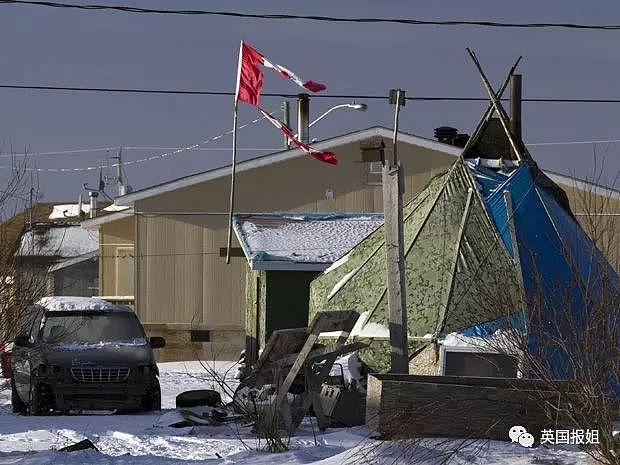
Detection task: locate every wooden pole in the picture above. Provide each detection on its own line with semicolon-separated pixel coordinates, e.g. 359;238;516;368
466;49;524;162
461;56;521;156
384;88;408;373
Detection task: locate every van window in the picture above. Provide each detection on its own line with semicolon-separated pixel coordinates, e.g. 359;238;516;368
42;311;145;345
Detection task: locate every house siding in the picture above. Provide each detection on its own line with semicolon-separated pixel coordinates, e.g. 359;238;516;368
133;140;456;360
97;137;619;361
99;216;134;298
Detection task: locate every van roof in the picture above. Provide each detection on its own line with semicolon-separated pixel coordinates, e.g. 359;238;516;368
36;296;132;313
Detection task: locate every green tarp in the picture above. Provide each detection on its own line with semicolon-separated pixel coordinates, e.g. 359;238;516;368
309;158;522;371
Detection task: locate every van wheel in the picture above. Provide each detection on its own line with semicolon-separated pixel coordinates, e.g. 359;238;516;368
11;378;27;414
142;375;161;411
29;381;53;416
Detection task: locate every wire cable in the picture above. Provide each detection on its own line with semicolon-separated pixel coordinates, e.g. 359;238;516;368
2;1;620;31
0;147;280;158
0;110;277;172
3;84;620;104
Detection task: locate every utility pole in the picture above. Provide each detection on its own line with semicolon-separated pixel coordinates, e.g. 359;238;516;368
384;88;408;373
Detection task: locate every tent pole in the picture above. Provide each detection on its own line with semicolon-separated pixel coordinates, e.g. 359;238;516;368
437;189;474;334
461;56;521;157
384;88;409;373
466;49;524;162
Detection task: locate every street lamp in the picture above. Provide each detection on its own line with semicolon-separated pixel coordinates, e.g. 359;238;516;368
309;102;368;128
293;101;368;144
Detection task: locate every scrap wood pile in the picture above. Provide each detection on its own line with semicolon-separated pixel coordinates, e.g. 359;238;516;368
158;310;368;434
232;310;368;434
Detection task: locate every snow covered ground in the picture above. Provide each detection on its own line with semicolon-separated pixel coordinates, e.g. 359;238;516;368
0;361;591;465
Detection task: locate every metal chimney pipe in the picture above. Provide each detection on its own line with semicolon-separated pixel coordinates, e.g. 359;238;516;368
282;101;291;148
89;191;99;219
510;74;522;158
297;93;310;144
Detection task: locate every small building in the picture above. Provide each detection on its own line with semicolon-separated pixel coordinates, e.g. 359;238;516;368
15;222;99;297
48;250;99;297
233;212;383;361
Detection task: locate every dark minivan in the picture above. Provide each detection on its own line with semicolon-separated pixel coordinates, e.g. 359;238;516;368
11;296;165;415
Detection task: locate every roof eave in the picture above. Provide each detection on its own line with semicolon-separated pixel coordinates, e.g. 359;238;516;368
115;126;461;206
250;260;330;272
81;208;134;229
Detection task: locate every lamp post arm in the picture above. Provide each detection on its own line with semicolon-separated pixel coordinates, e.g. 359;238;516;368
308;104;350;128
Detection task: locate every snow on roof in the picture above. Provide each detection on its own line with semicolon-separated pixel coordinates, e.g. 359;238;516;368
48;204;90;220
16;225;98;258
103;204;130;212
233;213;383;271
36;296;132;312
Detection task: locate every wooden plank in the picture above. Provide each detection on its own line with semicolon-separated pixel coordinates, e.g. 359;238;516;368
305;341;369;364
275;311;359;411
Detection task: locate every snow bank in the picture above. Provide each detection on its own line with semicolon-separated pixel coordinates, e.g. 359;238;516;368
0;360;590;465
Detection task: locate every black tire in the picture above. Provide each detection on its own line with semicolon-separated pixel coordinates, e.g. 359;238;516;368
142;375;161;411
176;389;221;409
29;379;53;416
10;378;27;414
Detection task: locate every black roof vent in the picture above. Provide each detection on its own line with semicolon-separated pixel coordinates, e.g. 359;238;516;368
453;133;470;148
434;126;458;144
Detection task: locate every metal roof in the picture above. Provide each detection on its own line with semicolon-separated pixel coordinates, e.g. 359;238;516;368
233;212;383;271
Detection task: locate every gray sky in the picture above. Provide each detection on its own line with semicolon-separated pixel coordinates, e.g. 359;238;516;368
1;0;619;201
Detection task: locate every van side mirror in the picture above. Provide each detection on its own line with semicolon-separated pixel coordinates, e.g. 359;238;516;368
14;335;32;347
149;336;166;349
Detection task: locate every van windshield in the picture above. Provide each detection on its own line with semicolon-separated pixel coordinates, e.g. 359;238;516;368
41;311;146;345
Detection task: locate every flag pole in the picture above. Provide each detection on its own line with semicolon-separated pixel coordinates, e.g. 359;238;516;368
226;41;243;264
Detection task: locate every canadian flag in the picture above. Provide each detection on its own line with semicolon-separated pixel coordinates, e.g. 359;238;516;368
258;109;337;165
235;41;326;107
234;41;337;165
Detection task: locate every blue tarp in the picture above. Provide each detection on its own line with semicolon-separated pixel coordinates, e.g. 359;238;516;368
463;162;618;385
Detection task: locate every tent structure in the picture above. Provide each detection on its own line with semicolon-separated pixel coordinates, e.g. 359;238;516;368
466;161;619;379
310;155;618;374
309;158;523;371
311;55;618;376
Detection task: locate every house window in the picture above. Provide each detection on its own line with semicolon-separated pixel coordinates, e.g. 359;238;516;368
441;348;518;378
115;247;134;296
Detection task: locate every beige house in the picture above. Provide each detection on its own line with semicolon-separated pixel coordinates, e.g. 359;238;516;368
82;126;620;361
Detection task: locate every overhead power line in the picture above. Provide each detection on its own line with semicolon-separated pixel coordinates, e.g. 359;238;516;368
3;84;620;104
2;1;620;31
0;109;277;172
1;147;279;158
7;139;620;159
